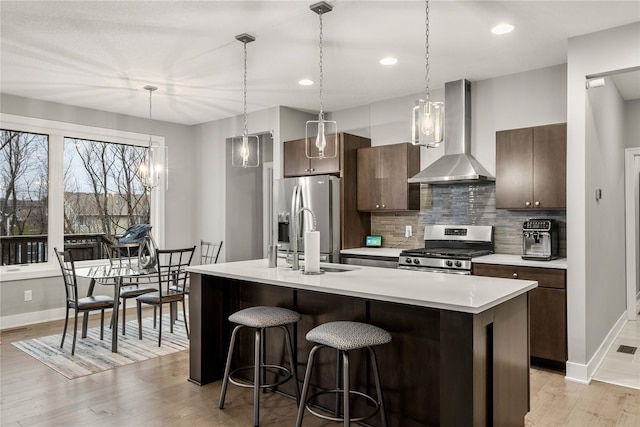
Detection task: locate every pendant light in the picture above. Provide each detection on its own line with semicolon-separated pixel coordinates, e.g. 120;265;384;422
140;85;167;190
411;0;443;148
305;1;337;160
231;33;260;168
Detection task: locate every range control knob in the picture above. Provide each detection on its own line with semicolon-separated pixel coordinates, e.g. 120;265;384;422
455;260;462;268
446;260;453;267
405;258;412;264
413;258;420;265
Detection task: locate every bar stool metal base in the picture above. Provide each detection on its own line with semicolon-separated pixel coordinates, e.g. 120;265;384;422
305;389;380;423
228;364;294;390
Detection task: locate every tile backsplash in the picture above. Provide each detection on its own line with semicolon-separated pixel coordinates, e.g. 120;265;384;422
371;183;567;257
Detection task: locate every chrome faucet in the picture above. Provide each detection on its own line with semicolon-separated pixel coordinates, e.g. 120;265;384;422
291;207;317;271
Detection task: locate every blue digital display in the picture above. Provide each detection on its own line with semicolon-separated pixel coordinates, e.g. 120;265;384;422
365;235;382;247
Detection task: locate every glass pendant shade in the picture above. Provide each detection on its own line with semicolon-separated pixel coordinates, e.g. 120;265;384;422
140;143;168;190
231;133;260;168
305;116;337;159
412;99;444;148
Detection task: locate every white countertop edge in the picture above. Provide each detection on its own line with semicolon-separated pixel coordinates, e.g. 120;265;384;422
340;248;403;257
188;260;537;315
472;254;567;269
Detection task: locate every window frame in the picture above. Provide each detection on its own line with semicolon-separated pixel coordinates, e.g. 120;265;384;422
1;113;165;281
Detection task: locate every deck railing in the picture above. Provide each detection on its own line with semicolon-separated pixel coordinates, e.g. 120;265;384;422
1;234;114;265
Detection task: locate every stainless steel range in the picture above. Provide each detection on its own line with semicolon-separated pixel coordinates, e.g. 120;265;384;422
398;225;494;274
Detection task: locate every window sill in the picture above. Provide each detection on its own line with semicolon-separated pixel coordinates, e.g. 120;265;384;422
1;259;110;282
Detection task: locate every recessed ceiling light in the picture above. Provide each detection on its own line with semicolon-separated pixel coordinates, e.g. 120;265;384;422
380;57;398;66
298;79;314;86
491;23;515;35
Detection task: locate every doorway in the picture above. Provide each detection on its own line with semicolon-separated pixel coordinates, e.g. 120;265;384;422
625;148;640;321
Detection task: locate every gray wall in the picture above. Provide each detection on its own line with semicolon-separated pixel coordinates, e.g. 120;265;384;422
566;22;640;380
1;93;194;323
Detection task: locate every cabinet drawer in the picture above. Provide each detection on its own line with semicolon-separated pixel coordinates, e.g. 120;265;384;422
473;263;565;289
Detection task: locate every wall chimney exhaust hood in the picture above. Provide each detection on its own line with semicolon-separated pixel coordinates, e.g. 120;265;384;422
408;79;495;184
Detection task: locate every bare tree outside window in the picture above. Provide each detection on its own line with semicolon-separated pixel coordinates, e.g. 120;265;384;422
0;129;49;264
63;138;150;261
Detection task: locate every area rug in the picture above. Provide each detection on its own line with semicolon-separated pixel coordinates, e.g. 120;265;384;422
12;314;189;380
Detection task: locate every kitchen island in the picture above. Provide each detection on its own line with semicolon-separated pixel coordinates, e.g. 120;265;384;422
187;260;536;427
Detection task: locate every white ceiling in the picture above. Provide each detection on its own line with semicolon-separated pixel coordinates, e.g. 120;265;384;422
1;1;639;126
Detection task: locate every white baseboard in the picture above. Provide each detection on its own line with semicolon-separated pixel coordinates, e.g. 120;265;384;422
565;310;628;384
1;308;67;330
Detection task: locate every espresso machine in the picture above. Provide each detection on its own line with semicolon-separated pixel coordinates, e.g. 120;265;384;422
522;219;559;261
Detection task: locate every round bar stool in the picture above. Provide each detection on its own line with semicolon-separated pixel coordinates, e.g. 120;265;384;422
218;306;301;427
295;321;391;427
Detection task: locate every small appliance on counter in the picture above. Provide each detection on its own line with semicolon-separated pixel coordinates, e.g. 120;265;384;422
365;235;382;248
522;219;558;261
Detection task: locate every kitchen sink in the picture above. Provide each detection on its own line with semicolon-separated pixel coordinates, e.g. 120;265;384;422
320;266;354;273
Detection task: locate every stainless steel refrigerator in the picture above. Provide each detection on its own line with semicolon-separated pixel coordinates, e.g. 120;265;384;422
274;175;340;263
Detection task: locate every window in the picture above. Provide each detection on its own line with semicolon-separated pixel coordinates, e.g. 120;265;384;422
0;114;165;279
0;130;49;265
63;138;150;261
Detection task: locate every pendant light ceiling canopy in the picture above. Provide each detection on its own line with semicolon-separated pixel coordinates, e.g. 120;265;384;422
231;32;260;168
305;1;337;161
411;0;444;148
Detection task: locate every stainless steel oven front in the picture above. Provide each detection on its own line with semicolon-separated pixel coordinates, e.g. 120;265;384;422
397;264;471;275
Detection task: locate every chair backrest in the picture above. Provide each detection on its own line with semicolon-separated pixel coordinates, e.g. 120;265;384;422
156;246;196;297
54;247;78;305
201;240;223;264
104;242;141;267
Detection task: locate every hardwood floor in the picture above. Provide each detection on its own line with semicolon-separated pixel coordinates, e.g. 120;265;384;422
2;312;640;426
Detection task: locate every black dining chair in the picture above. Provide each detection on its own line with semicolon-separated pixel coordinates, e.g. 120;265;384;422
201;239;223;265
136;246;195;346
104;242;157;335
54;248;115;356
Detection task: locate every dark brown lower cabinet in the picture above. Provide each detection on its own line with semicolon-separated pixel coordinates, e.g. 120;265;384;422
473;263;567;371
189;273;530;426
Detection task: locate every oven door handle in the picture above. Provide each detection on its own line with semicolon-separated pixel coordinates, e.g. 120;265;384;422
398;265;470;275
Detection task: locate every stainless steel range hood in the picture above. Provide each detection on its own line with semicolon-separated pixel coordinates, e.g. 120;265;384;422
408;79;495;184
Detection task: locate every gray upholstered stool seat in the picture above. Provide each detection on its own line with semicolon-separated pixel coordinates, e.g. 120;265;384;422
219;306;301;427
296;321;391;427
305;321;391;350
228;306;301;328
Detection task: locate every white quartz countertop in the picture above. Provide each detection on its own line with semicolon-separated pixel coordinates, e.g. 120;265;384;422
188;259;537;314
340;247;403;258
472;254;567;269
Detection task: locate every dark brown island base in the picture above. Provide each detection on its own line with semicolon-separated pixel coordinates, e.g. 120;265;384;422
187;260;537;427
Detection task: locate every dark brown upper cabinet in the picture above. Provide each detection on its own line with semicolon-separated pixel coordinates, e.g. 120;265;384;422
283;135;341;177
357;143;421;211
496;123;566;210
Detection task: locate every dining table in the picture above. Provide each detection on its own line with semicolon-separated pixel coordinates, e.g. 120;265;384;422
75;264;157;353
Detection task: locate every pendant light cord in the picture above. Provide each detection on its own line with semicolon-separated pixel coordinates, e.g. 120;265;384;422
318;9;324;120
148;88;153;149
243;40;248;137
424;0;430;103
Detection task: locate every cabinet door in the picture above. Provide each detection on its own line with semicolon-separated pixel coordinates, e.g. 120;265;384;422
533;123;566;209
379;144;409;210
356;146;380;210
496;128;533;209
529;287;567;362
284;137;341;177
310;134;341;175
283;139;310;177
